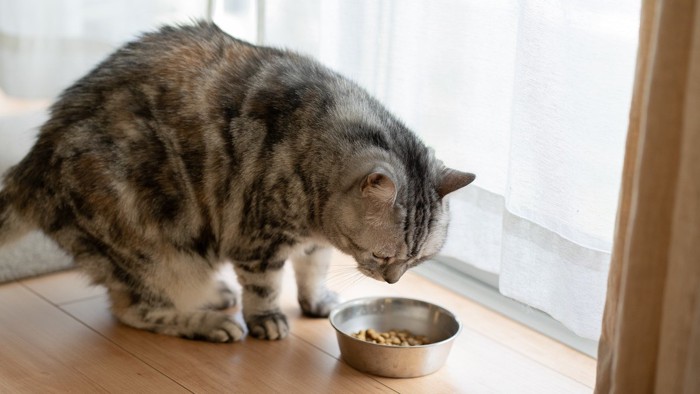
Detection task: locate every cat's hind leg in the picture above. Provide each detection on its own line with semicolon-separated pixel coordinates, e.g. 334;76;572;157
109;285;244;342
77;248;245;342
202;264;239;310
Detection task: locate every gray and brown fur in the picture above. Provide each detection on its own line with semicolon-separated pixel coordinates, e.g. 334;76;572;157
0;22;475;342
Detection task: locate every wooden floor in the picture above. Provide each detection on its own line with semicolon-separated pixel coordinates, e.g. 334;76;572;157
0;252;595;393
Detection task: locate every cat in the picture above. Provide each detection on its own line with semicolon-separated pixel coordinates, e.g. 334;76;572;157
0;22;475;342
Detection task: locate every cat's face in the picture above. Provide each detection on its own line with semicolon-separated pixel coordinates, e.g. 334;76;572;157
326;167;475;283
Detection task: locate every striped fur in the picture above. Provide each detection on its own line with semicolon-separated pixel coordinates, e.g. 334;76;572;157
0;22;474;342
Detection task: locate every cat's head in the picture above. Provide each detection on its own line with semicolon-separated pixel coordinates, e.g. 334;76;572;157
325;155;475;284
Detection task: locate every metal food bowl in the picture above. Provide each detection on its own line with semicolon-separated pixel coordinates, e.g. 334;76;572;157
329;297;462;378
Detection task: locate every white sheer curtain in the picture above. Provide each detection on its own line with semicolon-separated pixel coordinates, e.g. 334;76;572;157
252;0;640;340
0;0;208;99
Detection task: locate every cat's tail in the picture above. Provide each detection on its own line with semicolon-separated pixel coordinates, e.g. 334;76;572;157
0;188;33;247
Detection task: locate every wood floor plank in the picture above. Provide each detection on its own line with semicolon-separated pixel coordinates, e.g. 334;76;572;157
17;250;596;392
0;283;187;393
21;270;105;305
62;296;395;393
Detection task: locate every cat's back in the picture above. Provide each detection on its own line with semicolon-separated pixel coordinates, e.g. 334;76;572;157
48;22;271;128
5;23;282;235
21;22;280;179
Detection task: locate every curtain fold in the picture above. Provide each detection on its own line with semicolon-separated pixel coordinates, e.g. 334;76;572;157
595;0;700;392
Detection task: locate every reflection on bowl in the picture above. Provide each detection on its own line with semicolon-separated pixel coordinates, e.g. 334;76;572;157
329;297;461;378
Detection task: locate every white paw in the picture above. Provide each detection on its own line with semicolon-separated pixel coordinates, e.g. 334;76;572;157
246;311;289;340
299;290;340;317
178;311;245;343
207;319;245;342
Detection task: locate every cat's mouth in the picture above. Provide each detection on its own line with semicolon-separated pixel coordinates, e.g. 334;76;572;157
356;264;384;282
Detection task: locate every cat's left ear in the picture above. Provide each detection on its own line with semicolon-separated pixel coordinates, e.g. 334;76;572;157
362;172;397;205
438;169;476;198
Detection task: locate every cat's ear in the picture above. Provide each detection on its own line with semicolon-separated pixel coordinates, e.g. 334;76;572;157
362;172;396;204
438;169;475;198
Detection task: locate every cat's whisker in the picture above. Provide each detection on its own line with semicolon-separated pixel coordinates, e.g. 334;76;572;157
346;272;367;291
327;264;357;271
324;271;360;290
325;267;359;279
334;271;368;295
324;269;360;289
327;265;357;272
325;265;357;274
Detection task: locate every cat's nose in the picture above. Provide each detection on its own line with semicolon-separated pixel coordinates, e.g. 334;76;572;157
383;275;400;284
382;264;407;284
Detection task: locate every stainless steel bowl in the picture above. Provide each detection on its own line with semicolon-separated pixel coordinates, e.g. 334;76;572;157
329;297;462;378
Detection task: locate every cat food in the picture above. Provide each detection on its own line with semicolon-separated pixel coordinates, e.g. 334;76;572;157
351;328;429;346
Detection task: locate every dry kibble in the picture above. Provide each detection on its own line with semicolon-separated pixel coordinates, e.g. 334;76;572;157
351;328;430;346
366;328;379;340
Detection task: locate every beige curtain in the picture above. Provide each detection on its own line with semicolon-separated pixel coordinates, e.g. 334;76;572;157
596;0;700;392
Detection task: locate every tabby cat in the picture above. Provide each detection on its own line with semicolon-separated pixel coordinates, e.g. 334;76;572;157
0;22;475;342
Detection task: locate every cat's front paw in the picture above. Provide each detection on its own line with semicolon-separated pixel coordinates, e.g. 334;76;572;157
204;318;246;343
299;290;339;318
174;311;245;343
245;311;289;340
